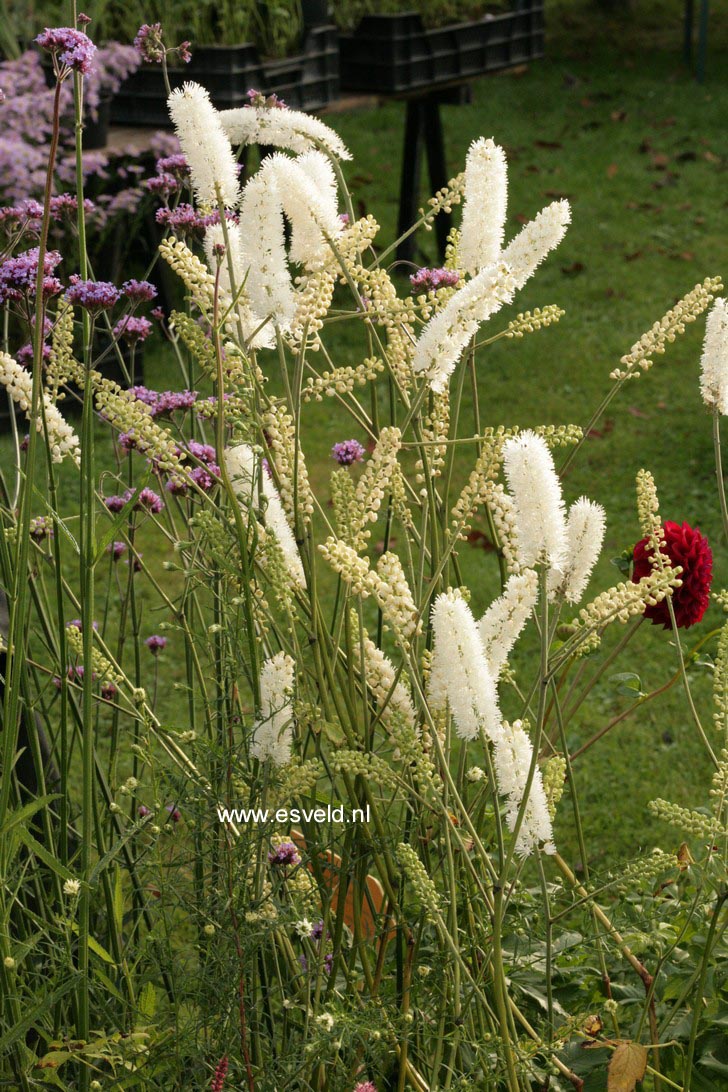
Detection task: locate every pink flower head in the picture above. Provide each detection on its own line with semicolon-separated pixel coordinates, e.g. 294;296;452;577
145;634;167;654
134;23;164;64
410;267;460;294
268;841;300;867
114;316;152;343
35;27;96;75
332;440;366;467
66;275;120;312
122;279;157;304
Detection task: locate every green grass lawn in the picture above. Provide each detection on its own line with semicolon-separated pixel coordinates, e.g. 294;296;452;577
2;0;727;870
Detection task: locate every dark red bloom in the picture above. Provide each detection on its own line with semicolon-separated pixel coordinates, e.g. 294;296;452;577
632;520;712;629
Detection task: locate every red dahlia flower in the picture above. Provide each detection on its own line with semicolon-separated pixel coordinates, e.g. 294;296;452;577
632;520;712;629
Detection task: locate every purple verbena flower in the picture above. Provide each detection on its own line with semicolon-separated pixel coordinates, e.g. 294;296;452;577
245;88;287;109
122;279;157;303
66;618;99;631
114;315;152;343
101;682;117;700
409;267;460;294
144;173;179;196
138;804;151;817
133;24;164;64
137;487;164;513
188;440;218;465
66;274;120;312
331;439;366;467
165;803;181;823
35;27;96;75
310;920;325;941
0;248;62;303
103;494;127;513
267;841;300;867
107;540;126;560
145;634;167;654
156;154;189;178
324;953;334;975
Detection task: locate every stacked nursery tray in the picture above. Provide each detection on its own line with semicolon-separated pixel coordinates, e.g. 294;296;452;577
339;2;544;95
110;26;339;127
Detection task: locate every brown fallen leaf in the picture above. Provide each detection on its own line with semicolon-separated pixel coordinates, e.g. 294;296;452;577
638;139;653;154
704;149;721;163
677;251;695;262
627;406;649;418
611;109;627;122
534;139;563;150
580;96;594;108
650;152;670;169
607;1041;648;1092
587;418;615;439
466;530;496;551
514;213;528;224
624;251;643;262
543;189;571;199
607;163;619;178
561;261;585;276
374;537;397;554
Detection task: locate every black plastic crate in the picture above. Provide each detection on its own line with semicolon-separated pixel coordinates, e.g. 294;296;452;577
110;26;339;127
339;3;544;95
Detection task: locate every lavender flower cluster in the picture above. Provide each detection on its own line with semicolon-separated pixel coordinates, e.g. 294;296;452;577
409;267;460;294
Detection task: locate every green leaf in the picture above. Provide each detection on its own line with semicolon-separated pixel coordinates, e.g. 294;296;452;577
0;795;59;837
15;826;75;881
112;865;124;936
139;981;157;1019
0;977;77;1054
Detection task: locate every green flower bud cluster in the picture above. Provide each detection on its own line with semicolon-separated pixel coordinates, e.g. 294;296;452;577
65;624;123;688
611;276;722;382
613;847;676;892
505;304;565;339
648;798;724;839
543;755;567;819
713;621;728;738
303;356;384;402
332;749;399;792
395;842;441;924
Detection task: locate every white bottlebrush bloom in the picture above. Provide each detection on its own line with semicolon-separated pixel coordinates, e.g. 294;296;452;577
252;652;295;765
237;164;293;328
493;720;555;856
279;151;341;265
502;430;568;571
501;199;571;292
0;352;80;465
458;137;508;275
548;497;606;604
168;83;239;208
224;444;305;588
412;261;516;393
478;569;539;679
359;627;418;732
237;152;342;329
429;589;500;742
699;297;728;414
218;105;351;161
203;223;274;349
